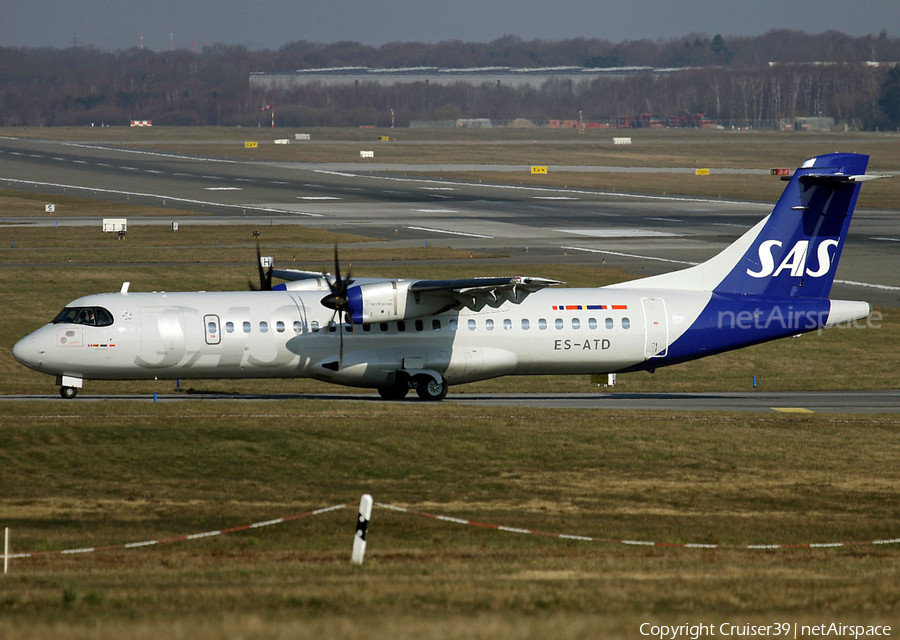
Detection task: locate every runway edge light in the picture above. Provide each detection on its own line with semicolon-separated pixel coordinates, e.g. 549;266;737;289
351;494;373;565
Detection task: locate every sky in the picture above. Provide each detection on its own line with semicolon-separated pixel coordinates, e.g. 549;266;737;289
3;0;899;51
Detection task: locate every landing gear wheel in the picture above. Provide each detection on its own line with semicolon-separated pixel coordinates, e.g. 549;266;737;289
378;384;409;400
60;386;78;399
415;376;448;401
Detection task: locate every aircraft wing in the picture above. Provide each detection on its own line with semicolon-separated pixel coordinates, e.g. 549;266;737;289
271;269;327;281
409;276;563;309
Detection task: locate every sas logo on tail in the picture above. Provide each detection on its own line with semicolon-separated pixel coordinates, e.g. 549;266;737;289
746;239;839;279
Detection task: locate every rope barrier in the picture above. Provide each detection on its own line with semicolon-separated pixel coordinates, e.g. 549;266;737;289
6;498;900;562
376;502;900;551
7;503;351;560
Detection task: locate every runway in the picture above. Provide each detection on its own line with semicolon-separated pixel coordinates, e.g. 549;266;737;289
1;134;899;309
1;390;898;413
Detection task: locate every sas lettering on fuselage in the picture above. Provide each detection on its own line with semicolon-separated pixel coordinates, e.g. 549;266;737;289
746;239;839;279
554;339;611;351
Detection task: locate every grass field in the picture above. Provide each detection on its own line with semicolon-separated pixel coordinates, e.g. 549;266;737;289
1;403;899;639
1;127;898;639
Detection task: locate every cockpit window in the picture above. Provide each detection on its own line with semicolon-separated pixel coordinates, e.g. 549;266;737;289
52;306;114;327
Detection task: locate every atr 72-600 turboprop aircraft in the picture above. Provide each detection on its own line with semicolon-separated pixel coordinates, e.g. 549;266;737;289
12;153;882;400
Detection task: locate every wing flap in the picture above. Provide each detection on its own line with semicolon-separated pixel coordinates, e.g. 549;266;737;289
411;276;563;310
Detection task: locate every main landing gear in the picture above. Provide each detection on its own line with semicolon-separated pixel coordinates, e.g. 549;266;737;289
377;384;409;400
414;375;448;401
60;386;78;399
376;373;448;402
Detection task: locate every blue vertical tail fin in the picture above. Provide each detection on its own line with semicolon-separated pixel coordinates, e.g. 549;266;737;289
713;152;868;299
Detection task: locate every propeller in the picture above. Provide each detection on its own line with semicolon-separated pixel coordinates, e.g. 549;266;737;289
249;243;273;291
320;245;353;367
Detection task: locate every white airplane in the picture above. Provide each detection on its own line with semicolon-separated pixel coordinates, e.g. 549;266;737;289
12;153;881;401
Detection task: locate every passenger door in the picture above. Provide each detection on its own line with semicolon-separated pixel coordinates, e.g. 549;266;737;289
641;297;668;358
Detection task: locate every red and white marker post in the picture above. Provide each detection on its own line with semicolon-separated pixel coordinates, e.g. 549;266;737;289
351;494;373;565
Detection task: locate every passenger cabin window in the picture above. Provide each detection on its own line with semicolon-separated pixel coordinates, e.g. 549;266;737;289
276;321;285;333
572;318;580;330
242;321;251;334
397;320;406;332
225;322;235;334
622;317;631;329
467;319;476;331
311;321;320;332
555;318;563;330
363;324;371;332
521;319;530;330
605;318;614;329
432;319;441;331
503;319;512;331
260;321;269;333
588;318;597;330
52;306;114;327
449;319;458;331
485;319;494;331
415;319;424;332
380;323;388;332
538;318;547;330
293;321;302;334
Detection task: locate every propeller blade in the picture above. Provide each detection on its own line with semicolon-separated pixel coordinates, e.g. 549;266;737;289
338;318;344;369
321;244;351;312
332;244;341;291
320;243;354;369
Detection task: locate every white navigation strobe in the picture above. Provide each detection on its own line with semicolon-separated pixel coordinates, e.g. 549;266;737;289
351;494;373;565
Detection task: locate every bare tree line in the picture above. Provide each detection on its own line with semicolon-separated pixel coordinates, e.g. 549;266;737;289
1;30;898;129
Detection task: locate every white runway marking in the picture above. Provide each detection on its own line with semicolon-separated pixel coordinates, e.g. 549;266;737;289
66;142;239;164
562;246;697;265
298;196;341;200
834;279;900;291
407;226;493;238
558;229;682;238
0;176;322;217
204;187;242;191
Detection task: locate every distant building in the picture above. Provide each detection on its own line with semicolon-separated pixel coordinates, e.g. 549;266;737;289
249;66;682;90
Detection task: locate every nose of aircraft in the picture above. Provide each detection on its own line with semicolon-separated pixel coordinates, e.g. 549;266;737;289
12;333;43;369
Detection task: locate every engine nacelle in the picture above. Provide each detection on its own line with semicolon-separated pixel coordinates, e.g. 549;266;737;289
347;281;449;324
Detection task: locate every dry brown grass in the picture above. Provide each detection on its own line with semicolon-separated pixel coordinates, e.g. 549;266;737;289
0;404;898;639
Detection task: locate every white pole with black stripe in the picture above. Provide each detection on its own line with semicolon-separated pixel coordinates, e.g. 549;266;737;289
351;494;373;565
